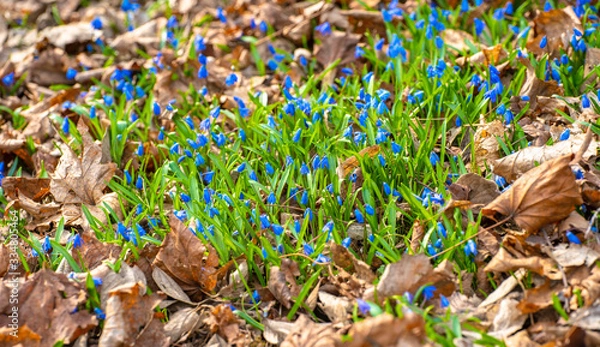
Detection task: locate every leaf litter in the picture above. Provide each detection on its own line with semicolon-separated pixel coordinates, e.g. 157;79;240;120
1;0;600;346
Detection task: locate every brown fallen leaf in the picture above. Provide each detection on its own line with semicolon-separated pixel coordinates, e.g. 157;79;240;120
206;304;247;345
526;7;582;57
330;242;375;283
72;230;122;270
152;214;219;301
517;280;562;314
280;315;338;347
518;57;563;113
268;258;301;309
409;219;425;254
473;119;505;171
339;312;425;347
337;145;381;179
484;243;561;280
493;134;597;182
98;281;169;347
0;270;97;347
50;126;117;205
482;154;583;234
164;307;203;344
318;291;352;323
489;298;528;339
369;255;455;303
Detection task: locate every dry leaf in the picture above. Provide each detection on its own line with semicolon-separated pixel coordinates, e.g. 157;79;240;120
152;214;219;301
489;298;527;339
98;282;169;346
280;315;337;347
337;145;381;179
371;255;455;302
473;120;505;171
482;154;583;234
330;242;375;283
206;304;246;344
0;270;96;347
268;258;301;309
340;312;425;347
493;134;597;182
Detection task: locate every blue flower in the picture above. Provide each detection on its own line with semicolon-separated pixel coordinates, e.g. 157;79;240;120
440;295;449;308
429;151;440;166
437;222;447;238
544;0;553;11
180;193;191;203
342;237;352;248
300;162;310;175
304;208;313;221
272;224;284;236
566;230;581;244
582;94;591;108
292;128;302;143
94;307;106;320
303;243;314;256
464;239;478;257
135;176;143;190
559;128;570;141
315;254;331;263
265;162;275;176
225;73;238;87
356;299;371;315
216;7;227;23
259;214;270;229
422;285;436;301
174;210;187;221
267;192;276;204
354;209;364;223
365;204;375;216
252;290;261;303
153;102;161;116
315;22;332;36
539;36;548;49
198;65;208;79
66;68;77;80
70;234;84;249
166;15;178;29
42;235;52;253
460;0;469;13
62;117;70;134
300;191;309;205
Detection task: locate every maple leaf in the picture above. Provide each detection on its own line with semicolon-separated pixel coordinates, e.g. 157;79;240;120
50;127;117;205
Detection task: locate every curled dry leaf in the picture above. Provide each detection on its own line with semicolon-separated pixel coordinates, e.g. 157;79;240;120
482;154;583;234
548;244;600;268
206;304;246;345
268;258;301;309
318;291;352;323
263;318;296;345
337;145;381;179
152;214;219;301
0;270;97;347
330;242;376;283
340;312;425;347
280;315;337;347
517;280;562;314
489;298;527;340
484;238;562;280
370;255;455;303
493;134;597;182
164;307;203;344
473;120;505;171
98;282;169;347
